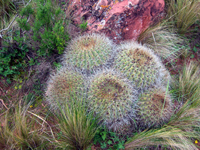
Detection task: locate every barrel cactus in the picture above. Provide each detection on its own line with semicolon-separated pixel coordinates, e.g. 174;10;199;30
137;87;173;128
87;69;138;132
45;66;85;110
62;33;114;73
114;42;170;89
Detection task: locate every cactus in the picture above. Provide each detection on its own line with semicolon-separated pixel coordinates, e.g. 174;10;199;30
87;69;138;131
62;33;114;73
137;87;173;127
114;42;170;89
45;66;85;110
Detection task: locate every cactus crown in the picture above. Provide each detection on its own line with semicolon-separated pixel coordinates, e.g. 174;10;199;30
114;42;170;89
88;70;137;131
45;67;85;110
137;87;172;127
63;33;113;73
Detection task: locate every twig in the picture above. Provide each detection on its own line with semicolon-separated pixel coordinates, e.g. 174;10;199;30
0;99;8;110
0;14;18;33
27;111;58;142
25;0;32;7
0;0;32;34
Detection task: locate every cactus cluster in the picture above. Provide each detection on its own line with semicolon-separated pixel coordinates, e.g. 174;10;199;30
88;70;137;130
62;33;114;73
137;87;172;127
45;67;85;110
114;42;170;89
46;33;173;132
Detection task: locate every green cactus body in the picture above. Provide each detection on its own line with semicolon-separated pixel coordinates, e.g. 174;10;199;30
45;66;85;110
88;70;138;131
114;42;170;89
63;33;114;73
137;87;172;127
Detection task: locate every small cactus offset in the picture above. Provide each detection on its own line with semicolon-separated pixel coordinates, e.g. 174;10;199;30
62;33;114;73
114;42;170;89
87;69;138;131
137;87;173;128
45;66;85;110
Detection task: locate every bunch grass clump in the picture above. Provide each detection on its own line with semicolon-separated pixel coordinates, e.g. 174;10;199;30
138;24;184;61
177;61;200;101
0;102;49;150
87;70;138;132
54;96;99;150
166;0;200;34
45;66;85;110
62;33;114;73
114;42;170;89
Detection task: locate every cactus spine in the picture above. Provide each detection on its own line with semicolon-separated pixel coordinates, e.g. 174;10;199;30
114;42;170;89
137;87;173;127
45;66;85;110
63;33;114;73
87;70;138;131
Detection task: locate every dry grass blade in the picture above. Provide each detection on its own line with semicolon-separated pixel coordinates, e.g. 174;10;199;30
177;61;200;101
0;101;50;149
138;23;184;61
125;126;198;150
166;0;200;34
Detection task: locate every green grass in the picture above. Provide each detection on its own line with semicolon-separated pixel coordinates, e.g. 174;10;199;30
53;96;100;150
0;101;50;149
172;61;200;101
166;0;200;34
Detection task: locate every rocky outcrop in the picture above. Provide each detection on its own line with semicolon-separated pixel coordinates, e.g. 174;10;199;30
67;0;165;43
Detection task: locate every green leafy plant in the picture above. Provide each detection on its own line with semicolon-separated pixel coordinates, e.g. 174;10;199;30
93;127;126;150
0;36;29;78
79;20;88;31
17;0;70;56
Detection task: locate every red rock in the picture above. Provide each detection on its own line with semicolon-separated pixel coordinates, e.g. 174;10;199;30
67;0;165;43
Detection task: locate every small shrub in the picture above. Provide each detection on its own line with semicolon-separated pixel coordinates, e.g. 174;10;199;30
0;39;29;78
17;0;70;56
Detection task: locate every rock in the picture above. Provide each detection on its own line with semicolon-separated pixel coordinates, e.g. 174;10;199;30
67;0;165;43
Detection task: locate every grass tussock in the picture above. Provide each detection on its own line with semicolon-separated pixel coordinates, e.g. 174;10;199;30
54;97;99;150
166;0;200;34
137;24;184;61
177;61;200;101
0;101;49;150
